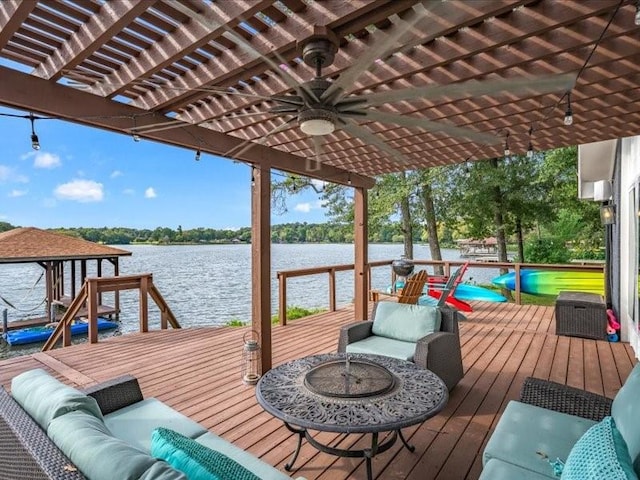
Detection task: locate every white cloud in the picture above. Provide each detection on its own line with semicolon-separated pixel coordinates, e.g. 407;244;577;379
110;170;123;179
8;189;27;197
294;200;325;213
0;165;29;184
123;188;135;195
144;187;157;199
33;152;62;169
54;179;103;203
294;202;312;213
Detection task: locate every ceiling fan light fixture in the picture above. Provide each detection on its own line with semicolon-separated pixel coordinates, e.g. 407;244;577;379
298;108;337;136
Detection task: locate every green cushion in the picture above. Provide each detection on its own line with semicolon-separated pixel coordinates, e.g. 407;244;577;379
371;302;441;342
480;458;556;480
48;410;158;480
104;398;207;453
561;417;637;480
345;335;416;361
11;368;103;430
483;401;596;477
194;432;295;480
138;462;188;479
612;363;640;474
152;428;261;480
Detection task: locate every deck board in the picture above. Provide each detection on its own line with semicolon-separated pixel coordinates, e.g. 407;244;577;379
0;301;635;480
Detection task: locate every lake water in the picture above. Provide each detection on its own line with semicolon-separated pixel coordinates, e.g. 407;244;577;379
0;244;501;358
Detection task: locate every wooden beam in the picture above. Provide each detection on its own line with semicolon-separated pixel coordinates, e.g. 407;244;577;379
0;0;35;51
0;66;374;189
251;162;272;374
32;0;155;81
354;187;369;321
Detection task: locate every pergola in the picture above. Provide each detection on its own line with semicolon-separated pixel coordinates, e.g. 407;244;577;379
1;0;639;371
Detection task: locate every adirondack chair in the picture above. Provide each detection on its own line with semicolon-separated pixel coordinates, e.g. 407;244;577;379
426;262;473;312
369;269;428;304
419;266;464;308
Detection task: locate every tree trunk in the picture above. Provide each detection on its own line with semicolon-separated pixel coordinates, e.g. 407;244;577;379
515;216;525;262
489;158;513;300
400;194;413;258
420;181;444;275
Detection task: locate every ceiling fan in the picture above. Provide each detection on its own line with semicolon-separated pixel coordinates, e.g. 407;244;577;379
122;2;577;170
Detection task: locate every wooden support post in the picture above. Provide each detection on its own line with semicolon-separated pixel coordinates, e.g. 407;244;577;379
251;163;272;374
97;259;103;306
87;279;98;344
329;269;336;312
70;260;76;298
354;187;369;321
114;258;120;319
514;264;522;305
139;274;149;332
45;262;53;323
278;274;287;326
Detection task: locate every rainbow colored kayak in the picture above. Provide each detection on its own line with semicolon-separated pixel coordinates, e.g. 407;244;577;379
492;270;604;296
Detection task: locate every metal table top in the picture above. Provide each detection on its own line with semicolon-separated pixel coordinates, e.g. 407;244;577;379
256;353;448;434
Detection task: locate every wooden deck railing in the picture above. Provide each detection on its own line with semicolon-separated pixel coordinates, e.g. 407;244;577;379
276;260;605;325
42;273;180;351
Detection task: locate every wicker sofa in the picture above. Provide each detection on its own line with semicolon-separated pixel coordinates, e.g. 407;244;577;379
337;302;464;391
480;364;640;479
0;369;303;480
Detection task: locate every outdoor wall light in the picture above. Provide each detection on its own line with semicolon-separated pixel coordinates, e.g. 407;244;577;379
600;203;616;225
635;0;640;26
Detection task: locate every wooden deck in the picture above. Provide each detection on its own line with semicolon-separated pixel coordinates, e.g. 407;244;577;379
0;301;635;480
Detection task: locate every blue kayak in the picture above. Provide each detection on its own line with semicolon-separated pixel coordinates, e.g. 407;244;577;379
3;318;119;346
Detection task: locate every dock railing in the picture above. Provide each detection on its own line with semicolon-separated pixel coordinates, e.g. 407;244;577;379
276;260;605;325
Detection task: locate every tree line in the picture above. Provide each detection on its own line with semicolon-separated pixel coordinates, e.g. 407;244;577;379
273;146;603;266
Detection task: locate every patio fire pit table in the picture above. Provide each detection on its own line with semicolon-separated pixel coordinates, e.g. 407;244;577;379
255;353;448;480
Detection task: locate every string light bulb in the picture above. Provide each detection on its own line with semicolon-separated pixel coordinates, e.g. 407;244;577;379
526;126;534;159
250;168;255;187
195;149;201;161
503;131;510;157
347;174;352;185
635;0;640;26
28;113;40;150
564;92;573;126
132;133;141;142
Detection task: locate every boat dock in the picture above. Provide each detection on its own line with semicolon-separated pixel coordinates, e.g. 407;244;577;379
2;304;118;332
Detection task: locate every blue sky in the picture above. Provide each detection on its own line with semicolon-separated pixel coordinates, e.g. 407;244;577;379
0;106;329;230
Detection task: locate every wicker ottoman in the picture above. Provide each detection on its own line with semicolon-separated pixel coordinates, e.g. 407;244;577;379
555;291;607;340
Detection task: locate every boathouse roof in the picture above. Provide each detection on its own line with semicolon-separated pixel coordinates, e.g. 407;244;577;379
0;227;131;264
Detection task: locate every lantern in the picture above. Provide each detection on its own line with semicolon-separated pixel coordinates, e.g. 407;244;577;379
242;330;261;385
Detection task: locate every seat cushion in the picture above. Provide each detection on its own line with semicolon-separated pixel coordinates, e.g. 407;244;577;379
48;410;159;480
152;428;261;480
560;416;637;480
483;401;596;477
11;368;103;430
612;363;640;474
104;398;207;453
371;302;441;342
480;458;556;480
195;432;295;480
345;335;416;361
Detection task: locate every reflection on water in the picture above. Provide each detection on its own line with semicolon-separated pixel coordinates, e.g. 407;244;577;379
0;244;500;358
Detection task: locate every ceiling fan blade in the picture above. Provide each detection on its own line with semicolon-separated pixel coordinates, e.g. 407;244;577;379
340;119;412;166
223;118;296;159
306;136;325;172
321;1;440;105
169;3;317;105
348;73;577;108
342;110;500;145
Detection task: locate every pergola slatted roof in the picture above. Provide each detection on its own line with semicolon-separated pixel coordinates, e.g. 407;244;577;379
1;0;639;185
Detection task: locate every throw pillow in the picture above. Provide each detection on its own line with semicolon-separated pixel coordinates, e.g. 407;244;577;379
151;428;261;480
560;416;638;480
